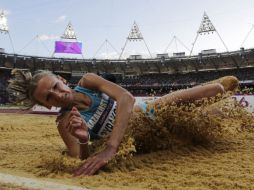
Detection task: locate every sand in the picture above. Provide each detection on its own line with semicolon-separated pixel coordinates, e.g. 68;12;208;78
0;183;33;190
0;97;254;190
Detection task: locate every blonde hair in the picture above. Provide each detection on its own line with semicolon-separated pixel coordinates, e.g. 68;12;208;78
7;69;55;107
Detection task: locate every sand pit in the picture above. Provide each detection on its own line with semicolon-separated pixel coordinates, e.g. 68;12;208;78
0;172;86;190
0;98;254;190
0;183;32;190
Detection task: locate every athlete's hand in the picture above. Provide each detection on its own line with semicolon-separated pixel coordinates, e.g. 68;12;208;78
67;106;89;143
73;145;117;176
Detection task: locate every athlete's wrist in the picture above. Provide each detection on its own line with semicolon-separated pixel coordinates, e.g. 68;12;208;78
106;143;118;154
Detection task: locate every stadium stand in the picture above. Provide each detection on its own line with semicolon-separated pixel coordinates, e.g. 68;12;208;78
0;47;254;103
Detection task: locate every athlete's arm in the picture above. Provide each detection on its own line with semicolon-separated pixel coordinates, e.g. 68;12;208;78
56;108;90;160
67;107;90;159
74;73;135;176
56;112;80;158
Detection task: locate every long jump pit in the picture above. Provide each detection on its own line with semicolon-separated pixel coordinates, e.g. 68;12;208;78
0;96;254;190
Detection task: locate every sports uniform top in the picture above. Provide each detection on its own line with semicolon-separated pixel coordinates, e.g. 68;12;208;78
61;85;117;140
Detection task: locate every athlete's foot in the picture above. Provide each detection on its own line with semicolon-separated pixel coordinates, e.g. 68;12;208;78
206;76;239;92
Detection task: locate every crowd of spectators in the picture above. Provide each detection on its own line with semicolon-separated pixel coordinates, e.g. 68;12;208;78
119;67;254;87
0;70;11;105
1;65;254;105
67;68;254;96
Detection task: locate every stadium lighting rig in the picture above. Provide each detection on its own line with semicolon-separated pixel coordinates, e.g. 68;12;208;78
119;21;152;59
189;12;228;56
0;10;15;53
127;22;143;41
61;22;77;40
197;12;216;34
0;11;8;33
52;22;84;59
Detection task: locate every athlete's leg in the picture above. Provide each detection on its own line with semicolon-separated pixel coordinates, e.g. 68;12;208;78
203;76;239;92
153;83;224;108
151;76;239;110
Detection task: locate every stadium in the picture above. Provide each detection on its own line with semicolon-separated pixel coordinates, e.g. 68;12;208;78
1;45;254;104
0;3;254;190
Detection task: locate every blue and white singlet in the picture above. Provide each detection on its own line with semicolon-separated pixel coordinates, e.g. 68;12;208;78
62;86;117;140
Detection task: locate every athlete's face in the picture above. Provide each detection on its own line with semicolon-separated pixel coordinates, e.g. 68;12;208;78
33;75;74;109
